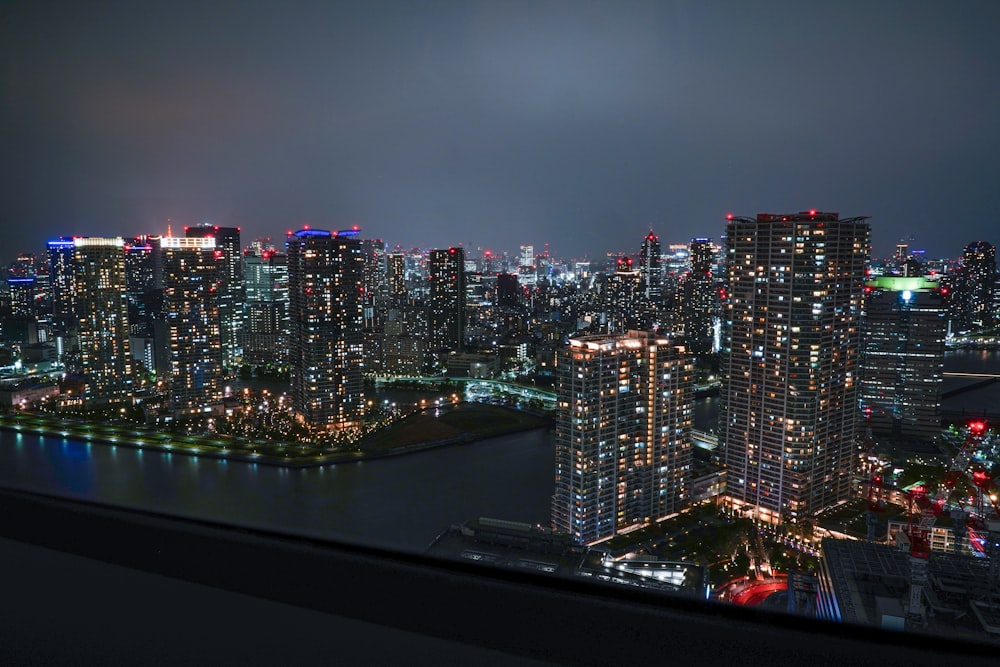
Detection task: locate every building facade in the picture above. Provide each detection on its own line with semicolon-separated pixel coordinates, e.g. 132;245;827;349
185;224;243;371
161;236;225;417
951;240;996;332
429;247;466;352
720;212;870;524
73;237;133;404
242;249;289;365
639;230;662;303
286;229;365;430
47;238;76;324
860;276;946;442
552;330;693;545
680;237;719;355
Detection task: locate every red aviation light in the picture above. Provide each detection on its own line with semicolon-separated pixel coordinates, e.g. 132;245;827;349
353;224;359;231
809;210;816;216
969;420;986;434
726;213;733;220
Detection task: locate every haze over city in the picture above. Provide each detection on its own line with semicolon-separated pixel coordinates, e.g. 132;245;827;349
3;1;1000;259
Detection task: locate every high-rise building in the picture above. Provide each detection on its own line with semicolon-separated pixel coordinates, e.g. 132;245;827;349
552;330;693;545
286;228;365;430
124;238;157;337
185;224;243;371
951;240;996;332
5;276;37;318
860;276;946;442
496;272;521;310
720;211;870;524
386;253;406;304
679;238;719;354
161;236;225;417
429;247;466;352
47;238;76;323
519;245;536;288
72;237;133;404
242;249;289;364
639;231;662;302
603;257;640;332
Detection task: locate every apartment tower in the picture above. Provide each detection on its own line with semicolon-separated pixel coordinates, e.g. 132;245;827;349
73;237;133;404
720;211;870;524
286;228;366;430
552;330;693;545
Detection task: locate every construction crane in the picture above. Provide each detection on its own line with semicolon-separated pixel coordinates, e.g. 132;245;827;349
902;420;993;625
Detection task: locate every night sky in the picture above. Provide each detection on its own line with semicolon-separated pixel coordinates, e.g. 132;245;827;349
2;1;999;261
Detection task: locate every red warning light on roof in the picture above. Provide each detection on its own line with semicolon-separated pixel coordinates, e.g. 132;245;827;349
809;210;816;215
726;214;733;220
969;421;986;433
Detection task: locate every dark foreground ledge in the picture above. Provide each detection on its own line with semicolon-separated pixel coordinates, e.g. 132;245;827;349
0;487;996;666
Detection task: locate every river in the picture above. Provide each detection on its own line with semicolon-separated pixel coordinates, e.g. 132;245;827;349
0;426;555;554
2;351;996;554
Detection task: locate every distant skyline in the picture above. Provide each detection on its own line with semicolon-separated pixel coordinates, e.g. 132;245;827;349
3;1;999;261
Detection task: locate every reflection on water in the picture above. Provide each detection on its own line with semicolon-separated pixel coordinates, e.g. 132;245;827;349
0;426;555;553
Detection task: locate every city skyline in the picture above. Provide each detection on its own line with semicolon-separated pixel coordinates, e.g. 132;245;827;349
3;2;1000;260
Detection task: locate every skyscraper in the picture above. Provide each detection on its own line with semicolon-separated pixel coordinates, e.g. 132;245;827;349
286;228;365;430
519;245;536;289
552;330;693;545
242;248;289;365
72;237;133;404
124;238;157;337
47;238;76;323
603;257;640;332
386;252;406;304
951;240;996;332
720;211;870;524
639;230;662;302
185;224;243;371
428;247;466;352
161;236;225;417
860;276;946;442
679;238;719;355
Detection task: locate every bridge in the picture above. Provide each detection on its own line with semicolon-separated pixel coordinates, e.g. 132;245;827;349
375;376;558;409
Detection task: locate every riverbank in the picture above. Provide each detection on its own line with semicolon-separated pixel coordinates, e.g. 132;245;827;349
0;404;552;468
357;403;552;459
